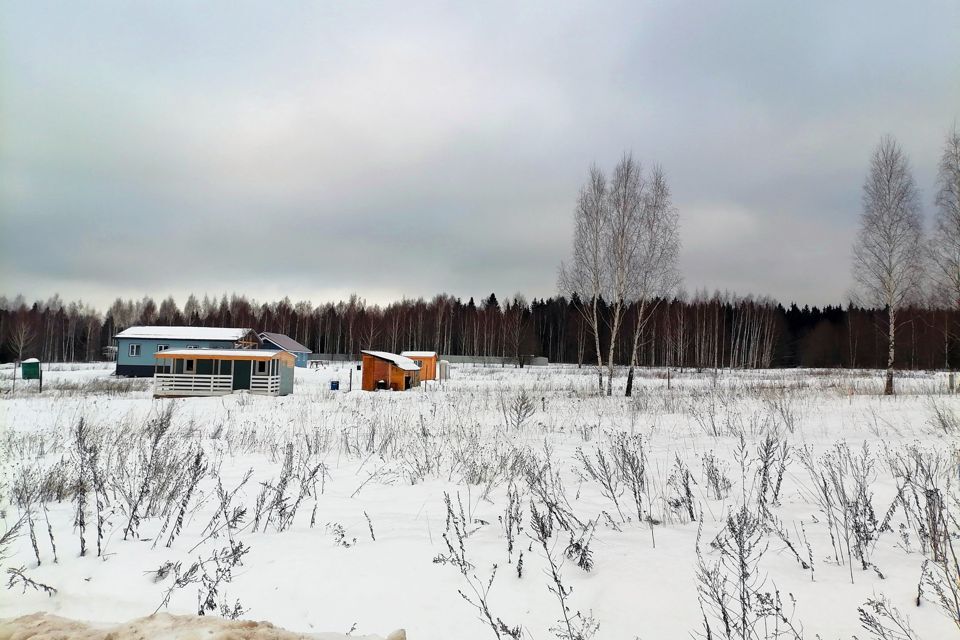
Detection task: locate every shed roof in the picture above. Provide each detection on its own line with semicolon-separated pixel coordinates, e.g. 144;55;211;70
400;351;438;358
156;349;292;362
259;331;311;354
361;350;421;371
115;326;255;341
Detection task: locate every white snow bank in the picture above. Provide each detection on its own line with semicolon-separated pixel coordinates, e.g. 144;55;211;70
0;612;405;640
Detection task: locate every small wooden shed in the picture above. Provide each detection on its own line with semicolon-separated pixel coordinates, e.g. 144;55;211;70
361;351;421;391
401;351;438;380
153;349;295;397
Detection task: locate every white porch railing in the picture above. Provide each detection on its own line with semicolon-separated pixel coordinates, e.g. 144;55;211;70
250;374;280;395
155;374;233;397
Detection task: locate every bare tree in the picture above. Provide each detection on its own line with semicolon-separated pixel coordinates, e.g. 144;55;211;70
156;296;180;325
930;126;960;311
624;165;682;396
343;294;364;358
560;154;663;395
503;294;532;367
8;318;35;391
559;166;608;394
602;153;645;395
852;135;925;395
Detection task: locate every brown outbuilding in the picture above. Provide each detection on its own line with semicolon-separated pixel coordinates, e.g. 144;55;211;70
361;351;422;391
400;351;438;380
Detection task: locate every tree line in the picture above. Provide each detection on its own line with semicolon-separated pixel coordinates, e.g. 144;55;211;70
2;290;960;374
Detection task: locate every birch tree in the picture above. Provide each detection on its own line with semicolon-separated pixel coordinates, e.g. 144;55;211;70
560;155;680;395
8;318;35;391
930;126;960;311
624;165;681;396
603;154;645;395
559;166;608;393
852;135;925;395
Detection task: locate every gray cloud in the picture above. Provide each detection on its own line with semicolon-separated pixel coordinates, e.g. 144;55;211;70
2;0;958;309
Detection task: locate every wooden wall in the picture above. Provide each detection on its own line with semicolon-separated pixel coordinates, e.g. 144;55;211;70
361;353;420;391
412;355;437;380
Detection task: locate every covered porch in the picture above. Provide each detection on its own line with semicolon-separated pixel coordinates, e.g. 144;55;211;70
153;349;295;397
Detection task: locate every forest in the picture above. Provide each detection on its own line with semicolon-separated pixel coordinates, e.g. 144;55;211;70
1;290;958;372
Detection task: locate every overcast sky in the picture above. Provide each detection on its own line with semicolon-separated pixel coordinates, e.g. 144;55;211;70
2;1;958;310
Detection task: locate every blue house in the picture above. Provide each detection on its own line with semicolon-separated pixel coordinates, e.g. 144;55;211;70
258;331;312;367
114;326;259;377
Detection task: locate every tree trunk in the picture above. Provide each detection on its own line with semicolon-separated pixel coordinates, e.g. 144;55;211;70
624;301;647;398
885;307;895;395
605;331;615;396
605;303;624;396
945;310;951;370
592;300;603;394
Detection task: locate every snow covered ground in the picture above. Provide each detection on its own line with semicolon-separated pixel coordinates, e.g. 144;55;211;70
1;362;958;639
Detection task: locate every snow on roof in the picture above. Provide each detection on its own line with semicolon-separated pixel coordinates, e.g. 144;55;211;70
22;358;39;363
115;326;254;341
361;350;421;371
259;331;311;354
156;349;286;360
400;351;437;358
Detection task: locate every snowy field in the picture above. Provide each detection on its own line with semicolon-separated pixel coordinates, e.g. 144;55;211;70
1;362;958;639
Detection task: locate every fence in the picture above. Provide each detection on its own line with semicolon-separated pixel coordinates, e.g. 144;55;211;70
308;354;548;366
154;373;232;396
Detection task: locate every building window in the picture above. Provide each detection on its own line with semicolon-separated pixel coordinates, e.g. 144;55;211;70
156;344;169;353
129;344;141;357
184;359;196;374
255;360;268;375
187;345;198;349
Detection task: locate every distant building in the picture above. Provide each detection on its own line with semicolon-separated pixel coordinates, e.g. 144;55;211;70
153;348;294;397
361;351;421;391
401;351;438;380
114;326;259;377
259;332;311;367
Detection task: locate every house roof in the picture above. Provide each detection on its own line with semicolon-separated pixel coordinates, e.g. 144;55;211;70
115;326;255;341
400;351;438;358
259;331;311;354
361;350;421;371
156;349;293;363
